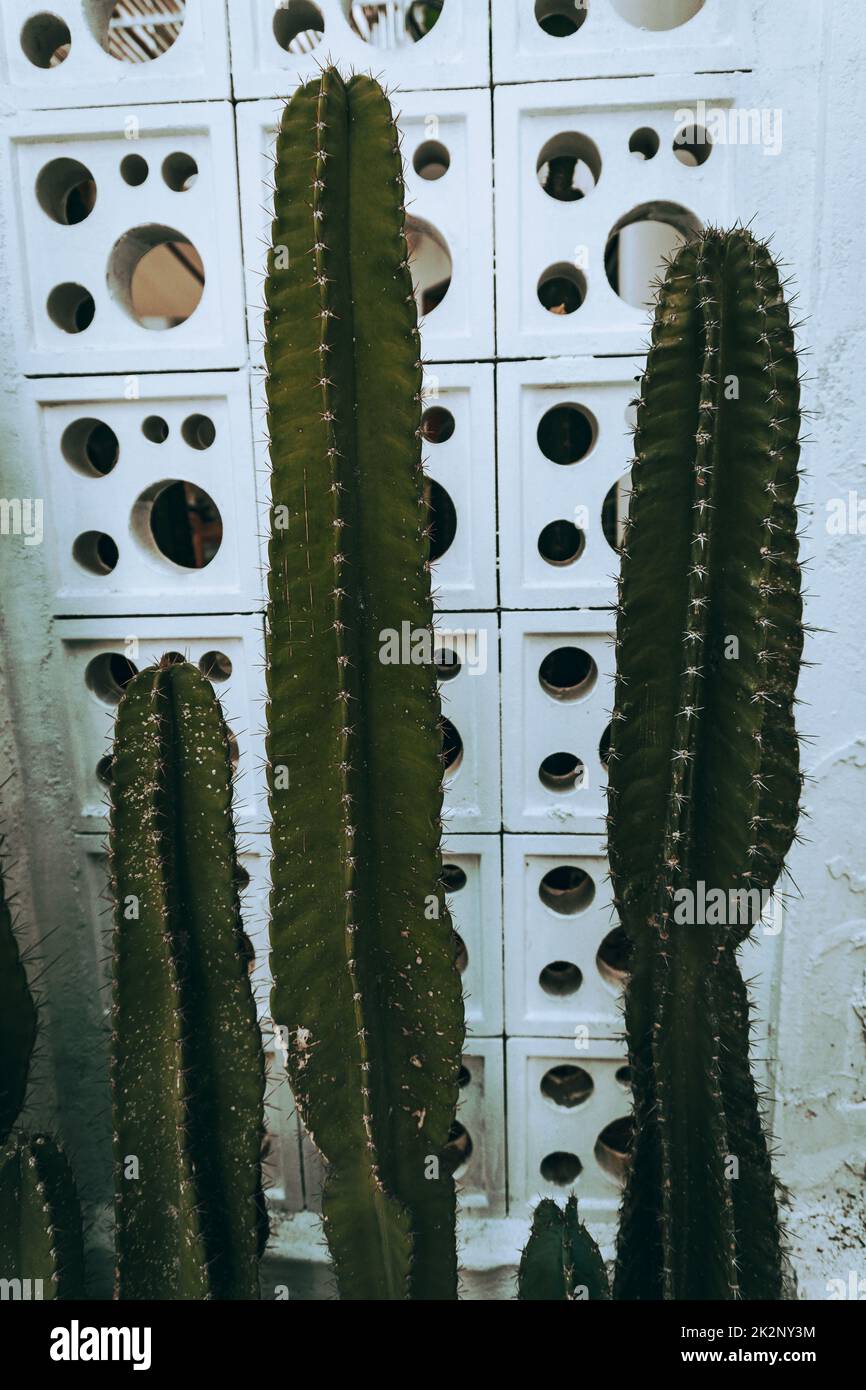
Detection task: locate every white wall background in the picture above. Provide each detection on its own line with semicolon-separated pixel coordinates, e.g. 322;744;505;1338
0;0;862;1300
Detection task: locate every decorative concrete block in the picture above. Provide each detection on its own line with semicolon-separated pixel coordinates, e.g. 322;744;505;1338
6;102;246;374
501;609;613;834
27;372;263;616
228;0;490;100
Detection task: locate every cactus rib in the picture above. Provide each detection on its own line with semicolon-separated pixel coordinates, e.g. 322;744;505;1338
265;69;464;1300
110;658;266;1300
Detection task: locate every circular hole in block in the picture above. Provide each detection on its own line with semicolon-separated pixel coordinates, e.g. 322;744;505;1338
615;1064;632;1089
629;127;660;160
602;475;632;550
421;406;455;444
611;0;704;29
539;960;583;996
413;141;450;181
540;1150;582;1185
537;403;597;464
86;0;186;62
540;1064;594;1109
442;1121;472;1176
162;151;198;192
142;415;169;443
452;931;468;974
273;0;325;52
539;646;598;701
434;646;461;681
120;153;149;187
538;519;585;567
73;530;119;576
344;0;442;47
424;478;456;563
108;224;204;329
199;650;232;682
47;283;95;334
96;754;114;786
594;1115;633;1186
441;718;463;776
535;0;588;37
457;1064;471;1089
407;216;452;317
21;13;71;67
539;865;595;915
132;480;223;570
674;123;713;167
599;723;612;770
537;133;601;202
538;262;586;316
441;863;467;892
36;158;97;226
605;202;702;309
539;751;585;793
85;652;138;704
596;926;632;987
181;413;216;450
61;419;119;477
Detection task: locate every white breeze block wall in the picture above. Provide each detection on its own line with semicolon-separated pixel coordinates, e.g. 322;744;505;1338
3;0;860;1277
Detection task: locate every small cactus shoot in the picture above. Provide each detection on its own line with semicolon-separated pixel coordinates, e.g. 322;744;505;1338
109;658;266;1300
0;1133;85;1299
518;1197;610;1301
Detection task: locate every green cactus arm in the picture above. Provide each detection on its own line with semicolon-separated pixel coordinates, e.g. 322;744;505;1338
265;69;464;1300
110;660;264;1300
609;230;802;940
0;846;37;1144
609;229;803;1301
518;1197;609;1300
0;1134;85;1299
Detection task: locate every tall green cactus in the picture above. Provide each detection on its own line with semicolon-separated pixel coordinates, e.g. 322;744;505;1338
518;1197;610;1301
264;68;465;1301
0;1132;85;1299
109;657;266;1300
0;839;37;1144
608;228;804;1300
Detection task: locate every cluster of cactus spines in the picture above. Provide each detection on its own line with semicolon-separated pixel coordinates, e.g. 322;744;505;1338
109;657;267;1300
607;227;804;1300
0;837;37;1145
264;68;465;1300
518;1197;610;1301
0;1132;85;1299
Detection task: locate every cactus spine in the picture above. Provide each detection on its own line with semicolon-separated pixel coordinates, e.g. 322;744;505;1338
109;658;266;1300
518;1197;610;1301
264;69;465;1300
0;1133;85;1299
0;841;37;1145
608;228;804;1300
